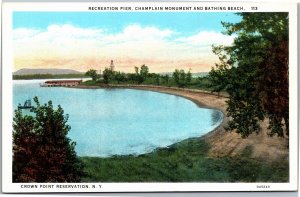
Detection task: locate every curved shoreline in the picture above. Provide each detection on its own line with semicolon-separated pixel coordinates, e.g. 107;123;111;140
73;84;230;143
71;84;288;161
73;84;228;138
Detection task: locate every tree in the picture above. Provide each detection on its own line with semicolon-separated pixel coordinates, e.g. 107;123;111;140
173;69;187;87
173;69;180;87
186;69;192;84
115;72;126;84
102;68;114;84
13;97;84;182
134;66;139;75
162;74;170;85
140;64;149;81
85;69;98;81
126;73;136;82
179;69;186;86
153;74;160;85
208;13;288;137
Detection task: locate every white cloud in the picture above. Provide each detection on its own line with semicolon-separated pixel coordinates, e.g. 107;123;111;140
13;28;41;39
176;31;235;46
13;24;234;72
105;24;174;43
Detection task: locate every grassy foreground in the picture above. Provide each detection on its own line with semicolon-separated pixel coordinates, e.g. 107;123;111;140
80;137;288;182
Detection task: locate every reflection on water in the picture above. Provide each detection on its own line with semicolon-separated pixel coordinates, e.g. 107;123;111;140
13;79;223;157
211;110;224;126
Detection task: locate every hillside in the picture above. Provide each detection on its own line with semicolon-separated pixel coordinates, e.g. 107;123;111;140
13;68;83;75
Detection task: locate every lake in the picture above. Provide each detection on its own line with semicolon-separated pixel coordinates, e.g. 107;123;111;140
13;79;223;157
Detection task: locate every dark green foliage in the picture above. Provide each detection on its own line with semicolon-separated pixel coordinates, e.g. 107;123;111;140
173;69;191;87
114;72;126;84
81;139;288;182
140;64;149;82
131;64;149;84
151;73;160;85
126;73;137;83
102;68;114;84
134;66;139;75
208;13;288;137
179;69;186;86
161;75;170;86
195;77;213;90
172;69;180;86
13;97;84;182
85;69;99;81
101;65;149;84
82;80;102;86
84;71;213;92
186;69;192;84
83;65;215;91
136;75;144;84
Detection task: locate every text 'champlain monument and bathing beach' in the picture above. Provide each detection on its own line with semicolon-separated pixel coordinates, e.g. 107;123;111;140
88;6;244;11
11;11;290;184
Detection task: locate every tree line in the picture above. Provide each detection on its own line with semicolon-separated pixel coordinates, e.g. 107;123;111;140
85;65;193;88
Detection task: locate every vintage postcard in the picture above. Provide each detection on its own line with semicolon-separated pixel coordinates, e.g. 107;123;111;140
1;0;298;193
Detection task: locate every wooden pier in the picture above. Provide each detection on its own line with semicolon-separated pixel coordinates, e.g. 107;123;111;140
40;80;82;87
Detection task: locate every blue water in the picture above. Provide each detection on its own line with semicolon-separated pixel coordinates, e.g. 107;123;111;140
13;79;223;157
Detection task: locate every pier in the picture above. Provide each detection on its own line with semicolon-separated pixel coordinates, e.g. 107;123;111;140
40;80;82;87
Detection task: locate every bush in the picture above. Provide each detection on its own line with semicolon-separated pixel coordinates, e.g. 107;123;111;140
13;97;84;182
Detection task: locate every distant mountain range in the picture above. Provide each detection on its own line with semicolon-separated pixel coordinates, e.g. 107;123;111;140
13;68;83;75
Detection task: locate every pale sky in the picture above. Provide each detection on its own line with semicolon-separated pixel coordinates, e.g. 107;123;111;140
13;12;241;73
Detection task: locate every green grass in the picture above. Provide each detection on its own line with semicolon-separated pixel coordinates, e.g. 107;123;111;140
82;80;102;86
79;79;286;182
80;138;288;182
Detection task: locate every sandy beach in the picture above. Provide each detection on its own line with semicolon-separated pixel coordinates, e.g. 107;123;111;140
75;84;289;162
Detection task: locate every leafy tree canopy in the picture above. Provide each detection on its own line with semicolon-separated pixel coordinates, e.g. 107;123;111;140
13;97;84;182
102;68;114;84
208;13;288;138
173;69;192;88
140;64;149;81
85;69;98;81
